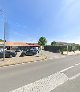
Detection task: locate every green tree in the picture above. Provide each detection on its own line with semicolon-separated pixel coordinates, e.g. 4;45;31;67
38;36;47;46
0;39;4;42
51;41;56;46
72;43;76;52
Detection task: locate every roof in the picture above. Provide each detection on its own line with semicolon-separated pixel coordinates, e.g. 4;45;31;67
0;42;40;47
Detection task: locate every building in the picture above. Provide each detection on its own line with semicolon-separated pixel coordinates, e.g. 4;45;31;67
52;42;79;46
0;42;40;50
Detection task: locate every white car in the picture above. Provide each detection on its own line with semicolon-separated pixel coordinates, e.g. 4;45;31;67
0;48;7;52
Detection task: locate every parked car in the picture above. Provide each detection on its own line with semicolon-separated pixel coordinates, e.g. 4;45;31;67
0;51;17;58
20;48;38;57
0;48;7;52
30;47;39;53
15;48;21;52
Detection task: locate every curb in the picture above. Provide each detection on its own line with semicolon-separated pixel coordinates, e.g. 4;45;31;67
0;56;47;68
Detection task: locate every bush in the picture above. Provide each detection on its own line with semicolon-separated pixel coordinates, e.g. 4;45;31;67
44;46;73;53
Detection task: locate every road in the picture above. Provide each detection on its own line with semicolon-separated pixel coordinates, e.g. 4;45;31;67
0;55;80;92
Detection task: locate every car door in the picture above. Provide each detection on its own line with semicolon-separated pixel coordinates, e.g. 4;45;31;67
5;51;10;58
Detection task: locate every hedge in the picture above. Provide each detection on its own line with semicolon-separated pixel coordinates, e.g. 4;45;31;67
44;45;80;53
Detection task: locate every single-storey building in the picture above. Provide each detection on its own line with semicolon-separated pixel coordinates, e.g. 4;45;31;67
0;42;40;50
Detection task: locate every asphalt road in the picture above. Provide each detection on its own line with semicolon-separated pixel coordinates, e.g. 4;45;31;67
0;55;80;92
52;77;80;92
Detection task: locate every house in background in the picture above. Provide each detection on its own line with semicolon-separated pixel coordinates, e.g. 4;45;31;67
0;42;40;50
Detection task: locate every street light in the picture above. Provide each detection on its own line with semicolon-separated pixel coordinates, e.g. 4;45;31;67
0;9;6;61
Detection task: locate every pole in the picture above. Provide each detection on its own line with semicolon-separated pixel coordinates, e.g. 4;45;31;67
67;45;68;55
0;9;6;61
3;22;6;61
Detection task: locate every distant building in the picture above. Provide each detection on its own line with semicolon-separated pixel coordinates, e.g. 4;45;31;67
0;42;40;50
53;42;79;46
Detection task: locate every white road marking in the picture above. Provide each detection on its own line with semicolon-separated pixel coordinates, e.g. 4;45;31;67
34;61;37;62
9;72;68;92
69;73;80;80
75;63;80;66
22;63;25;64
60;62;80;73
28;62;32;63
60;66;74;73
9;63;80;92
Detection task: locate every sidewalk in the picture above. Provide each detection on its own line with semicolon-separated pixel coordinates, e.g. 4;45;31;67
63;51;80;55
2;50;80;68
0;50;66;67
0;55;47;67
39;50;66;59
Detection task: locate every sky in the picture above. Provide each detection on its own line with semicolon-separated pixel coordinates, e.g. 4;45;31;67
0;0;80;44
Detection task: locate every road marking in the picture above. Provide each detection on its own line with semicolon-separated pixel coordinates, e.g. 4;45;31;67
22;63;25;64
60;66;74;73
9;66;80;92
34;61;37;62
69;73;80;80
75;63;80;66
9;72;68;92
28;62;32;63
60;62;80;73
9;63;80;92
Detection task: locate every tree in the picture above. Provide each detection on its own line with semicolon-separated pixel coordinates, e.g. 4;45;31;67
38;36;47;46
0;39;6;42
51;41;56;46
71;43;76;52
0;39;4;42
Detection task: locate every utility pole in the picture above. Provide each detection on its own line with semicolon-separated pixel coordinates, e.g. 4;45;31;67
0;9;6;61
3;22;6;61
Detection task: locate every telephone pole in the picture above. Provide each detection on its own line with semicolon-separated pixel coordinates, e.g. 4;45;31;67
0;9;6;61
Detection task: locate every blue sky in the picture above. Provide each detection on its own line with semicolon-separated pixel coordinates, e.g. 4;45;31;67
0;0;80;44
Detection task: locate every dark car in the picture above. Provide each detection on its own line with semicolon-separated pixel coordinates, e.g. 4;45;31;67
15;48;21;52
0;51;17;58
20;48;38;57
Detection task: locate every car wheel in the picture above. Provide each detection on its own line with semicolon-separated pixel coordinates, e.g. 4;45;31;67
20;53;25;57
